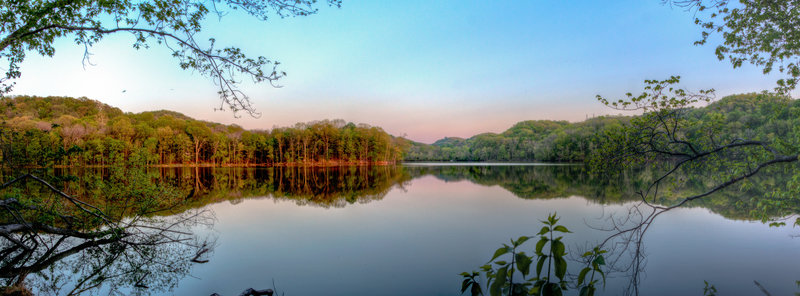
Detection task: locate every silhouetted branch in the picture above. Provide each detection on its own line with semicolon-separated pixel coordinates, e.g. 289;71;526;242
210;288;275;296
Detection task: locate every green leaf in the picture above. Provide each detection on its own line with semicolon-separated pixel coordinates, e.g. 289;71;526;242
496;265;508;284
462;278;471;293
537;226;550;235
536;237;548;254
579;286;589;296
490;266;508;296
536;255;547;277
490;246;510;262
579;285;595;296
552;225;571;233
532;280;545;295
543;282;562;296
552;240;566;257
592;255;605;266
597;269;606;286
489;281;501;296
513;236;530;247
554;257;567;280
577;267;590;286
471;282;483;296
515;252;532;277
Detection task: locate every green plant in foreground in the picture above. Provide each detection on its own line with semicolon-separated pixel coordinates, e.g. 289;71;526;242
703;280;717;296
462;213;606;296
460;271;483;296
576;247;606;296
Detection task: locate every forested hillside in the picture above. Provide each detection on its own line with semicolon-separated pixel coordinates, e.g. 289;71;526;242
404;117;628;162
0;96;405;166
404;93;800;162
1;93;795;167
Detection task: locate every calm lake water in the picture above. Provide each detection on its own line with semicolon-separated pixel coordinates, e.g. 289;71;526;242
5;164;800;295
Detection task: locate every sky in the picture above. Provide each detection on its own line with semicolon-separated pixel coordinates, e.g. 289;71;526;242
8;0;791;143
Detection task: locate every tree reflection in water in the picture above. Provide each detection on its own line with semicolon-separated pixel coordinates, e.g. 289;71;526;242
0;169;214;295
29;165;786;220
1;164;793;295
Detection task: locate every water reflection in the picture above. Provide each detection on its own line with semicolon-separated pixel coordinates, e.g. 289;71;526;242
0;169;214;295
21;164;792;221
0;210;210;295
1;164;795;295
156;165;412;209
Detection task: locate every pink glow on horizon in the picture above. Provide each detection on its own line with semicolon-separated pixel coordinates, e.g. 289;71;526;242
157;96;619;144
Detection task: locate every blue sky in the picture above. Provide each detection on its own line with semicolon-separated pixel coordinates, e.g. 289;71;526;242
9;0;788;143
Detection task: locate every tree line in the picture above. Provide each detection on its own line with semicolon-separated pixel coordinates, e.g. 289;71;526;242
405;93;800;163
0;96;405;167
404;117;632;162
1;93;796;167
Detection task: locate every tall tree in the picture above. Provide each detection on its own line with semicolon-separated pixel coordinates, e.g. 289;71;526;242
185;121;211;164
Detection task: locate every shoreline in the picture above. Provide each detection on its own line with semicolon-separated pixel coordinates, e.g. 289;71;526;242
7;160;399;169
3;161;584;169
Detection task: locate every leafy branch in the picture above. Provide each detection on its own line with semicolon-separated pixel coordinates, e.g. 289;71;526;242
0;0;342;116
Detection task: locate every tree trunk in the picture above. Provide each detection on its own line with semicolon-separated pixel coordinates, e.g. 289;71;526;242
194;139;200;165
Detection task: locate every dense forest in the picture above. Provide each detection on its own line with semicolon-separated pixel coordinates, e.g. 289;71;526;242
403;117;627;162
0;96;406;166
405;93;800;163
0;93;796;167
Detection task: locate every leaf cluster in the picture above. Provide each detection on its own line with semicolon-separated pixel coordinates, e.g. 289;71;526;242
685;0;800;92
461;213;606;296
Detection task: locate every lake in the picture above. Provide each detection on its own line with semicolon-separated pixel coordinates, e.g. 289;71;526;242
3;164;799;295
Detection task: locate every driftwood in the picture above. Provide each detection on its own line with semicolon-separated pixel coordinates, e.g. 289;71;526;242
210;288;274;296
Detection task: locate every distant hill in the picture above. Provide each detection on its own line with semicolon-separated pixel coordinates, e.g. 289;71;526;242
432;137;467;147
403;116;629;162
404;93;799;162
502;120;569;139
1;93;795;166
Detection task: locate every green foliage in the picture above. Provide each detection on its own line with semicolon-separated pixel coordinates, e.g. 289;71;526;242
461;271;483;296
576;247;606;296
688;0;800;92
0;0;341;115
407;87;798;182
593;77;800;222
0;96;404;167
404;117;628;163
464;213;605;296
703;280;717;296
